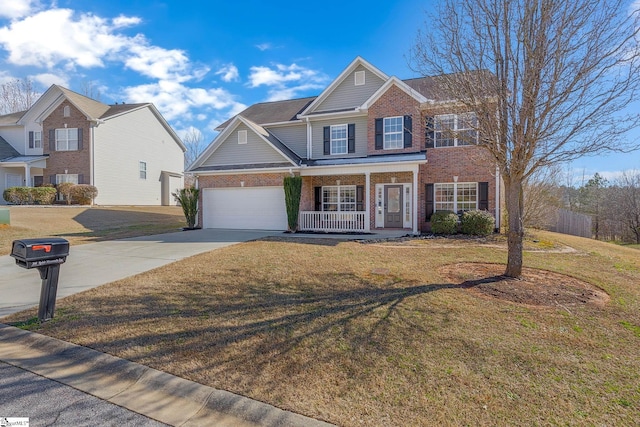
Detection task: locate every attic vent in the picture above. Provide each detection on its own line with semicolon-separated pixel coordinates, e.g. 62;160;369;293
354;70;365;86
63;105;71;117
238;130;247;144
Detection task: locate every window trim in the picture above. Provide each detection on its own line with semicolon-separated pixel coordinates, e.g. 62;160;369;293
330;124;348;155
55;128;79;151
321;185;357;212
139;161;147;180
434;112;478;148
238;130;247;144
56;173;79;185
434;182;478;214
383;116;404;150
34;131;42;149
354;70;365;86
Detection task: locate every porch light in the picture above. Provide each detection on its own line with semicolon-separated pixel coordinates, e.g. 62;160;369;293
240;181;245;187
453;176;458;182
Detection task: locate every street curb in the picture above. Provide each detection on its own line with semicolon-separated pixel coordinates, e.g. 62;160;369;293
0;324;335;427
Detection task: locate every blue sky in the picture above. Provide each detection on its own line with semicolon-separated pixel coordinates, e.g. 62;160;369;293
0;0;637;182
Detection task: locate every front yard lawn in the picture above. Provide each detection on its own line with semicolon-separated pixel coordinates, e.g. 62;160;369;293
5;230;640;426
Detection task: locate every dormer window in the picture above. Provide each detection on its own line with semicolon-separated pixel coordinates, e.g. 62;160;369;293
354;70;365;86
63;105;71;117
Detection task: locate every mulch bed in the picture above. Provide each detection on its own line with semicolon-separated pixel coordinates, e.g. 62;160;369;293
440;263;610;309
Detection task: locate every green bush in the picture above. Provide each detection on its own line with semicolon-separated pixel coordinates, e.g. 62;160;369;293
461;210;495;235
31;187;57;205
70;184;98;205
430;211;459;234
173;187;199;229
284;176;302;232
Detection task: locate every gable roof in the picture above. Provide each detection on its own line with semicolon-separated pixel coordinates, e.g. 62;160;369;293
0;135;20;160
216;97;315;131
404;70;497;102
191;115;301;171
298;56;388;117
360;76;429;110
0;111;26;126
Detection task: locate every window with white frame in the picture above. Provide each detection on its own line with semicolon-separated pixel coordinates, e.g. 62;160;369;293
56;174;79;184
139;161;147;179
238;130;247;144
322;186;356;212
63;105;71;117
34;131;42;148
434;112;478;147
384;116;403;149
330;124;347;155
55;128;78;151
434;182;478;213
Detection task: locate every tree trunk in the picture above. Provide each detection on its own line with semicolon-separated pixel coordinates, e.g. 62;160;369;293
504;179;525;278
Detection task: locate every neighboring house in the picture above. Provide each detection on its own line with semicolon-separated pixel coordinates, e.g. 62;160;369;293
0;85;186;205
188;57;502;233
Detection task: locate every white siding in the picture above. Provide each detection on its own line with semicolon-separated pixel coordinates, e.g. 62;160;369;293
24;122;44;156
201;123;288;167
314;65;385;113
310;116;368;159
268;124;307;158
93;107;184;205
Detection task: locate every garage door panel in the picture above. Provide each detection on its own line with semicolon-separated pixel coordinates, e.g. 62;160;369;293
203;187;287;230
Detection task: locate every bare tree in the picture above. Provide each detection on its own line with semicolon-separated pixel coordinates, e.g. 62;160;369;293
0;78;40;115
182;127;206;186
81;80;102;102
615;171;640;243
523;165;563;229
411;0;640;277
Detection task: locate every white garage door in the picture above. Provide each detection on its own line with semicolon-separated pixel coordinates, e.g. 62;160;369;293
202;186;287;230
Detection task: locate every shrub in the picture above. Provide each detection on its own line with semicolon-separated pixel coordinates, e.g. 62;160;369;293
283;176;302;232
173;187;199;229
57;182;74;204
70;184;98;205
461;210;495;235
2;187;31;204
31;187;57;205
430;211;459;234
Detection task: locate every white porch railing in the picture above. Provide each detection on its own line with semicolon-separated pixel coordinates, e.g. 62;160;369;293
299;211;366;232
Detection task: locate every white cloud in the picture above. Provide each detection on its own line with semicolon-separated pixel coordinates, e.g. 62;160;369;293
215;63;239;82
248;63;328;101
112;15;141;28
0;9;130;68
0;0;39;19
123;80;246;122
125;44;200;82
255;43;272;51
31;72;68;88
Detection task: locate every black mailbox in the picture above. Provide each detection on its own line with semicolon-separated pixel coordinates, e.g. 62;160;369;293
10;238;69;322
11;237;69;269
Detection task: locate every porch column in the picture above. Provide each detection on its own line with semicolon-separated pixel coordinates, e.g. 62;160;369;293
413;165;419;235
24;164;31;187
365;171;371;232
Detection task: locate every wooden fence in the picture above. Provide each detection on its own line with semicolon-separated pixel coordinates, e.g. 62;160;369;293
551;208;592;238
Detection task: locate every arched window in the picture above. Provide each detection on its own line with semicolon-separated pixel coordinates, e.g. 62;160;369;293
63;105;71;117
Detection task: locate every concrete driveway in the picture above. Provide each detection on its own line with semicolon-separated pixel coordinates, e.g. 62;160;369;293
0;229;279;318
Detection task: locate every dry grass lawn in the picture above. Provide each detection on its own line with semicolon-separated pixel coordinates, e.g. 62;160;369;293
5;231;640;426
0;206;185;255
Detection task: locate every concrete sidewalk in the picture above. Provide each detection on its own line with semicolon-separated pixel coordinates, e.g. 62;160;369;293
0;324;333;426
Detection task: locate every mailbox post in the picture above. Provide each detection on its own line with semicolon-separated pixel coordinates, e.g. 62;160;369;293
11;238;69;322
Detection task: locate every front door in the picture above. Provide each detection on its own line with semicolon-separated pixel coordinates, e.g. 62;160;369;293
384;185;403;228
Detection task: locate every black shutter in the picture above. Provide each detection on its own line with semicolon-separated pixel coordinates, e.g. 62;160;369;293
425;116;434;148
403;115;412;148
479;182;489;210
78;174;84;184
77;128;83;151
49;175;56;185
314;186;322;211
356;185;365;211
29;131;34;149
323;126;330;155
49;129;55;151
375;118;383;150
348;123;355;153
425;183;434;221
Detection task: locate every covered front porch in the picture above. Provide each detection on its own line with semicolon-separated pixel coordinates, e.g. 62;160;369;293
297;155;425;234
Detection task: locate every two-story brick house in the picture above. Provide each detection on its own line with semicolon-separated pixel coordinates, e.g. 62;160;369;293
0;85;185;205
188;57;501;233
